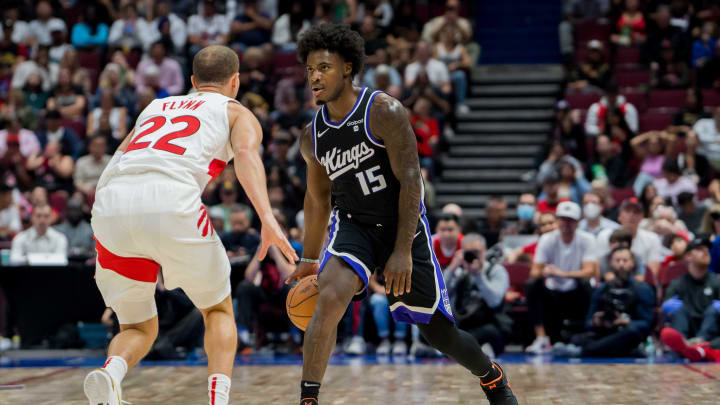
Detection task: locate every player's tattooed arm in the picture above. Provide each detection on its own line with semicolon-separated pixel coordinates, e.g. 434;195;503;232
298;124;332;261
370;93;422;295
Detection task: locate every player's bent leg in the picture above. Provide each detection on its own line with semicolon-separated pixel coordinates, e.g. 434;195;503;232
417;312;518;405
199;294;236;405
301;256;363;403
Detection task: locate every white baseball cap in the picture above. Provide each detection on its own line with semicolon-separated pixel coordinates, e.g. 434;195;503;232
556;201;581;221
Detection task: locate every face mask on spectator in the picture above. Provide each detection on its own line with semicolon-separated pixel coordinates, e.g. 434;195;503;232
584;202;602;219
517;204;535;221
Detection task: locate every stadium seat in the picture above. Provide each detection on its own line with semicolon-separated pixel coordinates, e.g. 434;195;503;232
647;90;685;109
574;44;611;64
60;119;86;140
703;90;720;108
566;93;599;109
623;90;646;112
697;188;709;200
77;50;101;71
617;71;650;87
505;262;531;295
615;46;640;64
273;51;298;71
611;188;635;205
574;22;612;42
639;112;673;131
658;261;689;302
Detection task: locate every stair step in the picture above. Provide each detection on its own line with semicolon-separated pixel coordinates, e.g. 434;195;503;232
457;122;552;134
466;97;557;109
448;145;541;157
472;84;561;96
447;134;546;145
441;156;535;169
436;194;520;207
436;182;535;194
471;65;564;84
442;169;527;181
458;109;554;121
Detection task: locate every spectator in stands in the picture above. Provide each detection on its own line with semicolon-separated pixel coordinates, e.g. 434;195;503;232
568;40;612;94
537;141;582;186
74;135;109;200
693;107;720;169
401;71;450;118
139;65;169;100
188;0;230;57
86;90;128;145
590;134;633;187
434;25;471;114
661;237;720;361
26;137;74;194
444;233;511;358
368;274;409;355
27;0;67;47
366;63;402;100
96;61;136;115
661;233;688;273
271;2;310;50
558;156;592;204
526;202;596;353
9;204;67;264
135;41;184;96
149;0;187;56
47;19;71;66
675;132;712;188
0;117;37;190
71;3;109;48
1;89;35;131
505;211;558;265
54;197;93;260
579;191;620;237
599;228;646;282
21;73;49;113
432;212;464;270
410;97;439;167
47;68;86;120
673;88;707;131
0;182;20;241
653;159;697;207
692;21;717;68
230;0;273;50
538;171;563;213
678;192;706;235
597;198;664;278
611;0;646;46
631;130;677;195
108;3;154;52
220;204;260;264
640;204;691;242
549;101;588;163
585;82;639;137
12;45;57;92
58;49;92;95
506;193;538;236
643;5;687;65
37;109;81;161
650;39;689;89
698;40;720;89
0;3;29;45
553;246;655;358
421;0;478;63
359;14;386;57
478;198;509;249
404;40;452;97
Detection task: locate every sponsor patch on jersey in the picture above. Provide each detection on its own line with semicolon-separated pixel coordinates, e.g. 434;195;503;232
320;141;375;180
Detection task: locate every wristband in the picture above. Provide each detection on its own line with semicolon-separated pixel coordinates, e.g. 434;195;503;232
300;257;320;264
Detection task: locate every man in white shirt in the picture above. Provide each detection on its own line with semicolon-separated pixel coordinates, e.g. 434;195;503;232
74;135;111;199
149;0;188;55
693;107;720;167
27;1;67;47
108;4;155;52
187;0;231;56
404;40;451;95
9;204;68;264
578;191;620;237
597;197;664;278
525;201;597;354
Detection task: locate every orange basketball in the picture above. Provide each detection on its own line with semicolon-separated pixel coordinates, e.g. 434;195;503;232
286;275;319;331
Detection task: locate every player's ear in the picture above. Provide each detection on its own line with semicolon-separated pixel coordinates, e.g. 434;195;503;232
190;75;197;90
344;62;352;77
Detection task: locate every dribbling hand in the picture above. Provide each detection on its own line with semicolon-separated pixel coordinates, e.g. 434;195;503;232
383;250;412;296
285;261;320;285
258;219;299;264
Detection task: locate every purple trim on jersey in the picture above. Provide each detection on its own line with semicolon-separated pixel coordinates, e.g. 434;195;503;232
363;91;385;147
420;214;455;323
391;306;433;324
311;110;320;163
321;87;367;127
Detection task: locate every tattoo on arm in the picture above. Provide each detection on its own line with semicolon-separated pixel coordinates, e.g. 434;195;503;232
370;93;422;253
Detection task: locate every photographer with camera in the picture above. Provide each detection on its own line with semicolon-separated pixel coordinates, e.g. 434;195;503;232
553;247;655;357
443;233;512;358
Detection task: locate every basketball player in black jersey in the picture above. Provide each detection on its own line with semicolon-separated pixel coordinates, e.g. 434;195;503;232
285;24;518;405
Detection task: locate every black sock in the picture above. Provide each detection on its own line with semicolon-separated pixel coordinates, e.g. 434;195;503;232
301;380;321;400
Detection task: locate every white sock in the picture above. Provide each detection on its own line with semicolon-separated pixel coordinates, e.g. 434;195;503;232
208;373;231;405
102;356;128;384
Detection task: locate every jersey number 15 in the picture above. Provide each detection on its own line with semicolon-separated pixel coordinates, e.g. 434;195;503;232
355;165;387;196
125;115;200;155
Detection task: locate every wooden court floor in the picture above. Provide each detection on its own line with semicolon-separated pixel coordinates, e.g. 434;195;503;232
2;363;719;404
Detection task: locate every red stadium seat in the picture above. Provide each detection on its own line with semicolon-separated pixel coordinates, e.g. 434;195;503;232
615;46;641;64
566;93;600;109
647;90;685;109
77;50;101;71
574;22;612;42
639;112;673;131
505;262;531;294
611;188;635;205
703;90;720;108
273;51;298;71
623;90;646;112
617;71;650;87
60;119;87;140
659;261;688;301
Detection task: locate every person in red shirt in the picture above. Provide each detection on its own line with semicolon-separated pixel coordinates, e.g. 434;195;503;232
661;233;688;273
410;97;439;160
537;172;567;213
432;212;463;270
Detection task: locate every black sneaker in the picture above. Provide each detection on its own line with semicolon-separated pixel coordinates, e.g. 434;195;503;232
480;362;518;405
300;399;319;405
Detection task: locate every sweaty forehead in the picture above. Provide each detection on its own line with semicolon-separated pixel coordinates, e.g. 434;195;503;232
306;50;344;66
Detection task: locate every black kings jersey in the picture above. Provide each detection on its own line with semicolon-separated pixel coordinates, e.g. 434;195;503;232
312;87;422;225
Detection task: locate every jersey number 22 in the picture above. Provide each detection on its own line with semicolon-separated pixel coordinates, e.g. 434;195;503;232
126;115;200;155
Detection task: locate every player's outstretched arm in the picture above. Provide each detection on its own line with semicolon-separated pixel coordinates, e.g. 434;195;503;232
285;125;332;284
370;93;423;296
228;103;298;263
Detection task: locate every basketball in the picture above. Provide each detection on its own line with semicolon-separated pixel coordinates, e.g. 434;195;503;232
286;275;319;331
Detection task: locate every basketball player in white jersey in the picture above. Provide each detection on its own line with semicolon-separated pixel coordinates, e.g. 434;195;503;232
83;45;298;405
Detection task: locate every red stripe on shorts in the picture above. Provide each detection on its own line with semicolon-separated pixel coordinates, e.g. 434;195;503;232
95;238;160;283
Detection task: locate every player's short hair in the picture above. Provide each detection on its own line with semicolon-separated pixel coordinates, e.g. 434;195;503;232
192;45;239;85
297;23;365;78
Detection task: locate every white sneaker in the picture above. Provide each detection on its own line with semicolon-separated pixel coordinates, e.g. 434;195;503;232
480;342;496;360
84;368;122;405
525;336;551;355
0;337;11;351
345;336;366;355
376;339;391;355
392;341;407;356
